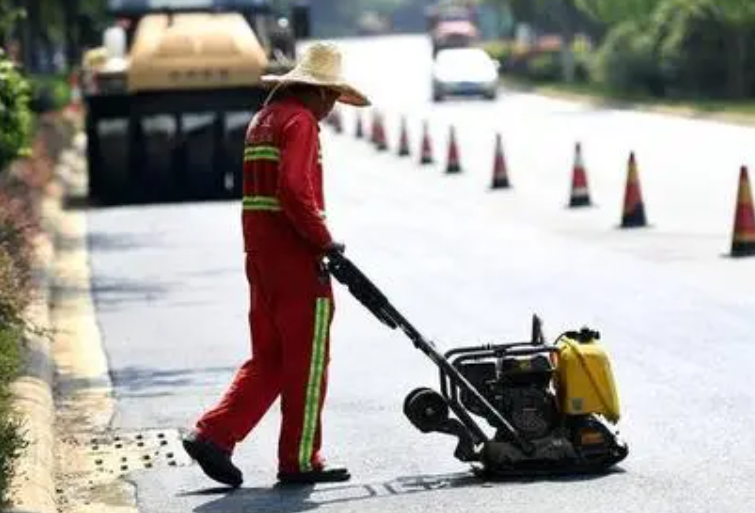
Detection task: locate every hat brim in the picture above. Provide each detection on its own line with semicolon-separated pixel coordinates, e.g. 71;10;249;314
261;72;371;107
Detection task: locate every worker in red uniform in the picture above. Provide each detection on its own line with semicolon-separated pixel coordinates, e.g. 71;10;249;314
181;42;370;488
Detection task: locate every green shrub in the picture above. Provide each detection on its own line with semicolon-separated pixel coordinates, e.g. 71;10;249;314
572;34;594;82
482;37;593;84
0;49;38;502
0;243;30;331
480;40;516;69
527;51;561;82
29;74;71;114
0;181;32;506
0;51;32;173
650;0;739;98
592;21;663;95
0;325;25;508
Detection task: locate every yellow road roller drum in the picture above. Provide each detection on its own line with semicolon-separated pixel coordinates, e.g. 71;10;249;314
556;333;620;422
128;12;268;92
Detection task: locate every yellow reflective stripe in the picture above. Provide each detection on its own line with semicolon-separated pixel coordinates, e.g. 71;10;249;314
244;145;280;162
298;297;330;472
242;196;281;211
242;196;327;218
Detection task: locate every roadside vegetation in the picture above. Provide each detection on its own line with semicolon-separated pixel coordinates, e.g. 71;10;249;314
0;46;62;506
0;48;32;507
482;0;755;116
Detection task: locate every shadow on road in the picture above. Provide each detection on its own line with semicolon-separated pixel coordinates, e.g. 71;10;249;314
52;275;176;314
110;365;237;398
181;468;624;513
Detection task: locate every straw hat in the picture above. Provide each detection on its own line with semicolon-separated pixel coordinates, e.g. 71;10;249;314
261;42;371;107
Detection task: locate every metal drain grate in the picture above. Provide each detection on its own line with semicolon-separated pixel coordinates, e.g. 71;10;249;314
82;428;191;477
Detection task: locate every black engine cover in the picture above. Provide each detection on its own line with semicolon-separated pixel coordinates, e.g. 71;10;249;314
500;387;557;440
456;355;558;439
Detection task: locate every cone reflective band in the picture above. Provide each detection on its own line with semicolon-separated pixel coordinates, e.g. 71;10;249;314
569;142;590;207
419;120;434;165
620;152;647;228
731;166;755;257
398;116;410;157
445;126;461;174
491;133;510;189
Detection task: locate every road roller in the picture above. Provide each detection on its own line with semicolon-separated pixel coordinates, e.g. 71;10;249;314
80;0;310;205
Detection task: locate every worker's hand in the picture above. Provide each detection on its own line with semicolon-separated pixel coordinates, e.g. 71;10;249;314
325;241;346;257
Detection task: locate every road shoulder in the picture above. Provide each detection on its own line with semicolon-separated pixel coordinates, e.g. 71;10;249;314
52;137;139;513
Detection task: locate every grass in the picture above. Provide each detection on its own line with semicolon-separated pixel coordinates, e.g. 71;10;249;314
501;76;755;125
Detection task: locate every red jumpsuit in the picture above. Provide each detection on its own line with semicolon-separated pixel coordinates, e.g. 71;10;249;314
195;98;334;474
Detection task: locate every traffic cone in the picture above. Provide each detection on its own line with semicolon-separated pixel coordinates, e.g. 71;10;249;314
375;113;388;151
419;120;434;165
620;151;648;228
355;112;364;139
397;116;410;157
445;126;461;174
730;165;755;257
490;133;510;189
568;142;591;207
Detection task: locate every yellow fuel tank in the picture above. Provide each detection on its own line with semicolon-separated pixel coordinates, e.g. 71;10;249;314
555;336;620;422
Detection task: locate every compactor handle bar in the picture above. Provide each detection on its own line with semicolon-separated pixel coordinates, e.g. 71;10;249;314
325;251;533;453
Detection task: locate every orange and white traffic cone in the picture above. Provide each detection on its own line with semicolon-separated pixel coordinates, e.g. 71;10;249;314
419;120;434;165
445;126;461;174
568;142;591;207
490;133;510;189
355;112;364;139
397;116;410;157
375;113;388;151
730;165;755;257
620;151;648;228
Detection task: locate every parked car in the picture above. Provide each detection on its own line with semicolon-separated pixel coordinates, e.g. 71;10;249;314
431;47;499;102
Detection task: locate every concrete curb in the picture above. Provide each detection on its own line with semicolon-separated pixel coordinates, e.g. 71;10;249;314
8;145;71;513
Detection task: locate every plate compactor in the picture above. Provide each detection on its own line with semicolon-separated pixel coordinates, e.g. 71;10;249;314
326;252;628;477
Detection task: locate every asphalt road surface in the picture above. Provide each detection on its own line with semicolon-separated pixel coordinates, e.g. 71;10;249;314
85;35;755;512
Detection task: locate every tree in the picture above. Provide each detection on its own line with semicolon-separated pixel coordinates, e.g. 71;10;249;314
713;0;755;98
573;0;662;25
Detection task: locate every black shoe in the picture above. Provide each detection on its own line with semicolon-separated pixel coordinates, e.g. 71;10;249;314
277;465;351;485
182;430;243;488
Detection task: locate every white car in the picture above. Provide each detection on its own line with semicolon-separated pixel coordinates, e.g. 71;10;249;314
431;47;499;102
